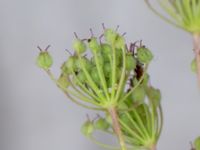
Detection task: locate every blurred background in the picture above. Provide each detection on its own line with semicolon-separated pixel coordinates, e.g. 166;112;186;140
0;0;200;150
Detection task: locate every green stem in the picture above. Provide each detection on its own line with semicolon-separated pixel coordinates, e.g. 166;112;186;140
77;54;106;100
108;107;127;150
45;70;104;111
150;103;156;140
156;105;163;141
71;71;101;102
143;104;152;135
144;0;183;30
119;119;145;144
132;109;151;139
94;52;110;100
111;45;117;100
125;112;148;140
114;47;126;103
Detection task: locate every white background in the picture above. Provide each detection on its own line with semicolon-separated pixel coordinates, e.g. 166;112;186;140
0;0;200;150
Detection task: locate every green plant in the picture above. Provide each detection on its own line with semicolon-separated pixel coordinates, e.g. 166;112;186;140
145;0;200;86
36;26;162;150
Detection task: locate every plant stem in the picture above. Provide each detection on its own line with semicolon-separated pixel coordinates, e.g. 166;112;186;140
149;144;157;150
108;107;127;150
193;34;200;86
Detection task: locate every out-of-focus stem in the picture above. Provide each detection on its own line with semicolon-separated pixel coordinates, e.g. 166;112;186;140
149;144;157;150
193;34;200;87
108;107;127;150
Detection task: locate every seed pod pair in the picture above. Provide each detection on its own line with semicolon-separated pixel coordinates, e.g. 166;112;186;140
104;29;125;48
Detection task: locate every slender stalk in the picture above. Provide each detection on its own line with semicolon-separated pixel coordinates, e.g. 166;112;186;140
108;107;127;150
193;34;200;86
149;144;157;150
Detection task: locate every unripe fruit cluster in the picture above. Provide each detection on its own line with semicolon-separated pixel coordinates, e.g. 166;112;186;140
59;28;154;97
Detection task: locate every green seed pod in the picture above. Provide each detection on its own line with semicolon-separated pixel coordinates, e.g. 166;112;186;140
116;67;122;81
91;55;104;66
115;35;125;49
116;49;123;66
101;43;112;55
64;56;77;72
76;71;86;83
75;57;92;71
57;74;69;89
101;44;112;62
91;67;100;84
194;137;200;150
103;62;111;77
137;47;153;64
94;118;110;130
125;54;136;71
104;29;117;44
131;86;145;104
81;121;94;137
146;86;161;107
88;37;101;53
73;39;86;54
37;51;53;70
102;53;110;63
191;58;197;73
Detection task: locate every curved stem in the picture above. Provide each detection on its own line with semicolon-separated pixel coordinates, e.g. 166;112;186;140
193;33;200;87
156;105;163;141
125;112;148;140
71;72;101;102
115;47;126;102
111;45;117;100
89;135;121;150
132;109;151;140
77;54;106;100
144;0;183;30
108;107;127;150
94;52;110;100
45;70;104;111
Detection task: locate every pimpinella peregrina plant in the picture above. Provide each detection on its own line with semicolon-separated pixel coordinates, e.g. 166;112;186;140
36;25;162;150
144;0;200;86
